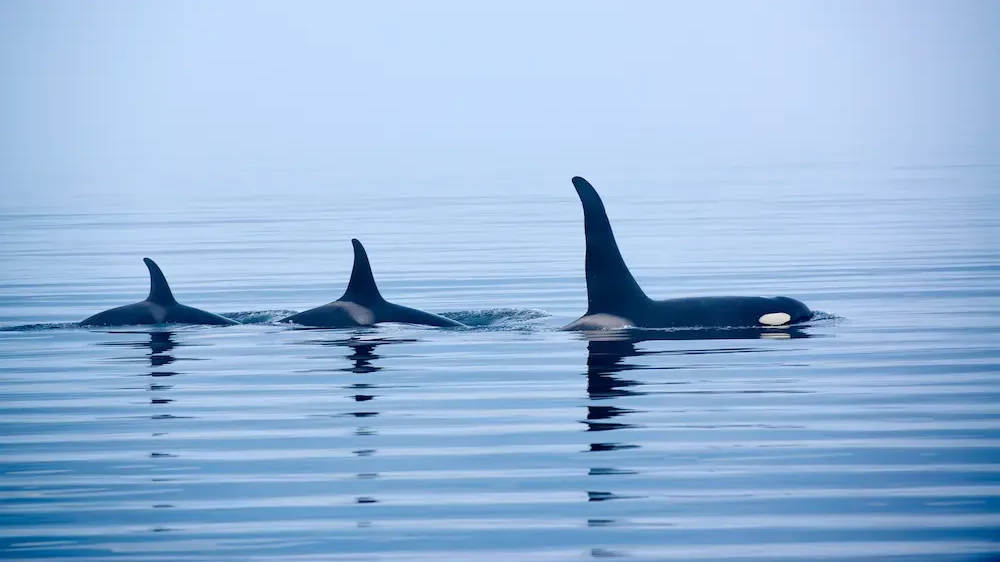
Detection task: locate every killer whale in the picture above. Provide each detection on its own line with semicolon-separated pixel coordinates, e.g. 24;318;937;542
80;258;238;327
279;239;466;329
563;176;814;331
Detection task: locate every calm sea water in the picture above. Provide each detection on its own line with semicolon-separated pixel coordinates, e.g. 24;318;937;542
2;165;999;561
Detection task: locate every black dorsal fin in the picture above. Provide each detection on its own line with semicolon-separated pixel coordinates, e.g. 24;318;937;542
143;258;178;305
341;239;384;304
571;177;649;315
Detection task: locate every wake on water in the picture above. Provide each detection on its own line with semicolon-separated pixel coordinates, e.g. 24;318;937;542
439;307;550;327
0;308;553;332
221;310;299;324
222;307;550;327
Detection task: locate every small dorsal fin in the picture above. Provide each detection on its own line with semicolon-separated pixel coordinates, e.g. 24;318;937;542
341;239;384;304
143;258;178;305
571;177;649;315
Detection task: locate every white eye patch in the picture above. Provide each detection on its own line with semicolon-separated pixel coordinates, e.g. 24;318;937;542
759;312;791;326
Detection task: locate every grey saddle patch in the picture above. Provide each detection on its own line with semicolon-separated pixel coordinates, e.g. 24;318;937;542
329;302;376;325
563;314;634;331
147;302;168;324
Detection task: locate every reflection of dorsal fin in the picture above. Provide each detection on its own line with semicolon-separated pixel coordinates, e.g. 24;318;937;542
571;177;649;315
341;239;384;304
143;258;178;305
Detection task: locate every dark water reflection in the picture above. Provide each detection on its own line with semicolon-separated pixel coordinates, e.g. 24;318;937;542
583;327;813;517
96;330;189;516
98;329;183;401
583;325;811;420
301;335;418;508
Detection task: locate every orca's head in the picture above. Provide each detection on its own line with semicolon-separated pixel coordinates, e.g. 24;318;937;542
772;296;814;324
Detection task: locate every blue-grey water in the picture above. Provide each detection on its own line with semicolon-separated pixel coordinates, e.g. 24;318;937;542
2;166;999;561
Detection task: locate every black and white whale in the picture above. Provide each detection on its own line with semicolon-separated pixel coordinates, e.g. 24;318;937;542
563;176;814;331
80;258;238;327
279;239;466;329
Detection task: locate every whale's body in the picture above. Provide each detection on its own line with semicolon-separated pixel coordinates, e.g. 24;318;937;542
80;258;237;327
280;239;465;329
564;176;813;331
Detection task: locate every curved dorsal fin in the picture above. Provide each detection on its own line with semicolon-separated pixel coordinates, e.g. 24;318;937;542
341;239;384;304
143;258;178;305
571;177;649;315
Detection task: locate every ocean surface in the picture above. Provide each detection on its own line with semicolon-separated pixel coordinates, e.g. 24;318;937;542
2;165;999;561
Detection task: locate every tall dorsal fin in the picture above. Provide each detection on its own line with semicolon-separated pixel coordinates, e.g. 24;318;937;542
143;258;177;306
341;239;384;304
571;177;649;315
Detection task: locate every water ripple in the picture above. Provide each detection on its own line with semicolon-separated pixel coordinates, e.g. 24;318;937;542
2;167;1000;560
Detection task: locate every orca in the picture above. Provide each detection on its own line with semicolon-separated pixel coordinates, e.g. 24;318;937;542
279;239;465;329
563;176;814;331
80;258;238;327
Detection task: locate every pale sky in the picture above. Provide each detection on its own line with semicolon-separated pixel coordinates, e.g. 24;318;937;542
1;0;997;202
